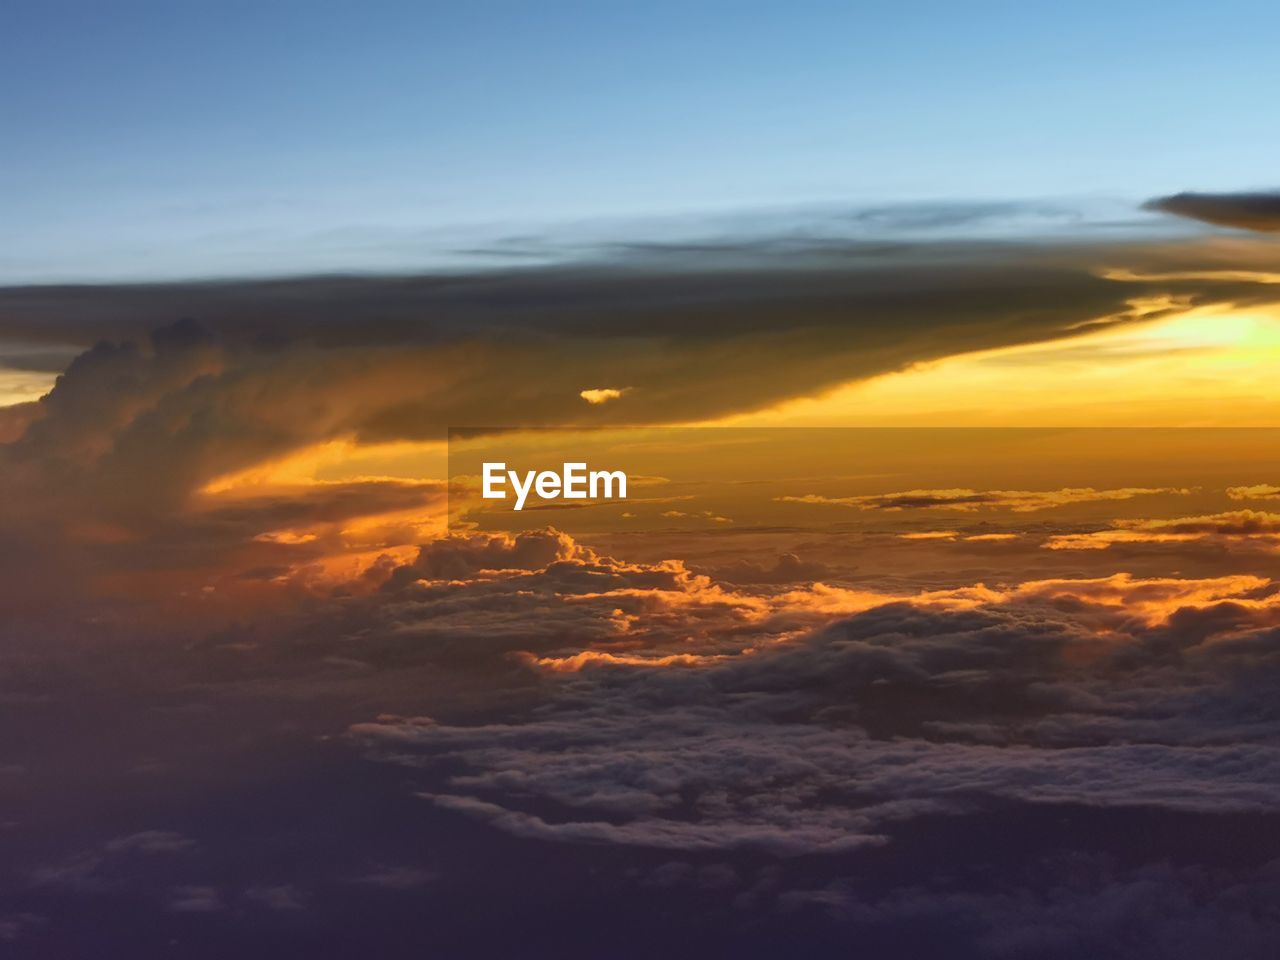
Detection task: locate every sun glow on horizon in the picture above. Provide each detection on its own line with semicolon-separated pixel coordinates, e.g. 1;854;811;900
720;299;1280;428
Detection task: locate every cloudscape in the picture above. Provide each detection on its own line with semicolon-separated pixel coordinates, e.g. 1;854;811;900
5;3;1280;957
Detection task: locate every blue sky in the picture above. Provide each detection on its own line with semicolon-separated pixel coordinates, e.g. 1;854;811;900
3;0;1277;280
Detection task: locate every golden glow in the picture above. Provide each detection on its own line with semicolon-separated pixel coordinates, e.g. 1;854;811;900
580;387;627;404
338;506;448;545
173;291;1280;607
529;650;729;671
0;369;56;408
1103;267;1280;285
1009;572;1273;625
723;300;1280;427
1228;485;1280;501
254;530;319;545
200;438;447;494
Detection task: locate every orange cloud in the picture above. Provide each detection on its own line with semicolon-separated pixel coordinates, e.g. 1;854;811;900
524;650;730;672
1228;485;1280;501
580;387;629;405
778;487;1189;513
1044;510;1280;551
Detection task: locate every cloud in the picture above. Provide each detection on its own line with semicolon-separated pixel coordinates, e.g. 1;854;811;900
331;529;1280;678
31;830;197;894
350;544;1280;855
707;552;833;584
343;530;785;666
383;528;586;584
525;650;728;672
780;856;1280;959
168;885;222;913
1228;484;1280;501
4;229;1268;459
348;865;435;890
5;214;1280;953
422;792;895;854
580;387;628;404
1145;191;1280;232
0;914;45;943
3;220;1280;619
103;831;196;855
778;487;1189;513
659;509;732;523
1044;510;1280;551
244;884;306;911
0;401;41;443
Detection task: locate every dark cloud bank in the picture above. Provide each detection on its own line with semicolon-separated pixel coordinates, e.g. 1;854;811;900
6;525;1280;957
5;220;1280;956
1145;191;1280;232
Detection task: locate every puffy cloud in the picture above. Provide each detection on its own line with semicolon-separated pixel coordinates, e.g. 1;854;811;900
1228;484;1280;501
580;387;628;405
357;689;1280;855
322;529;1280;679
1008;571;1275;623
781;856;1280;960
344;531;783;666
707;552;833;584
384;528;586;583
351;552;1280;855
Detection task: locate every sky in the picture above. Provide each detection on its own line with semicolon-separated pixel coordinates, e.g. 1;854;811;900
4;0;1280;279
9;5;1280;958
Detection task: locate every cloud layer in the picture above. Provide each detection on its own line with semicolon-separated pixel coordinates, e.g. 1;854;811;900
350;530;1280;858
1146;191;1280;232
